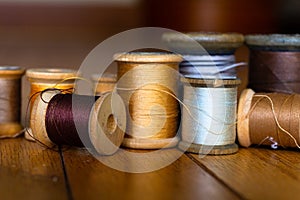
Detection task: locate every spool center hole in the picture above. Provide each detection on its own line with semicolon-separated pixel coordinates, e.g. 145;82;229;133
106;114;117;134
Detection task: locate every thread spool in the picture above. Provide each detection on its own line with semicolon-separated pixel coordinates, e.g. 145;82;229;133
245;34;300;93
92;73;117;95
0;66;25;137
238;88;300;149
179;78;240;155
25;68;78;141
30;90;126;155
163;32;245;79
115;52;183;149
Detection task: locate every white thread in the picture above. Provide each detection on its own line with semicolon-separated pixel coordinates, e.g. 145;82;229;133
180;55;246;79
181;85;238;146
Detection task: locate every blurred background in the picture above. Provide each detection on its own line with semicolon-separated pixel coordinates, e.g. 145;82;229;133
0;0;299;68
0;0;299;119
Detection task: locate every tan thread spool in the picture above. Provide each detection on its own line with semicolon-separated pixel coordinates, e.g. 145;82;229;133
92;73;117;95
30;90;126;155
179;78;240;155
0;66;25;138
238;89;300;149
115;52;183;149
25;68;78;141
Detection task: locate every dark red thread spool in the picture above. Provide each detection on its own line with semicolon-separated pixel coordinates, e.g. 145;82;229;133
30;90;126;155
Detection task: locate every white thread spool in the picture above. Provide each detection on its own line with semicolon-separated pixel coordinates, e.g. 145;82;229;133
179;78;240;155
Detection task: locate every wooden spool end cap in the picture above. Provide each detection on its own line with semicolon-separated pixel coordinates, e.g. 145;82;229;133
181;77;241;87
89;92;126;155
163;32;244;55
26;68;79;81
30;90;59;147
114;52;183;63
0;123;23;137
237;88;255;147
122;136;179;149
178;141;238;155
0;66;25;78
245;34;300;51
91;73;117;83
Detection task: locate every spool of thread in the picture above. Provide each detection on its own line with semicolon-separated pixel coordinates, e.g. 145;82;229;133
238;88;300;149
162;32;245;79
245;34;300;93
25;68;78;141
115;52;183;149
92;73;117;95
0;66;25;138
179;78;240;155
30;90;126;155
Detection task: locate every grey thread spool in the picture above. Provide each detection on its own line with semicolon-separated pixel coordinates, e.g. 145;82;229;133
0;66;25;138
162;32;245;79
179;78;240;155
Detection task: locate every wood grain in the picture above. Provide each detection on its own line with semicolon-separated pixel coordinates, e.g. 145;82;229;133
190;148;300;200
0;138;67;200
62;148;240;200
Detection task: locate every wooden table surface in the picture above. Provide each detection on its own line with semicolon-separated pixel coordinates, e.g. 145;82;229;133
1;137;300;200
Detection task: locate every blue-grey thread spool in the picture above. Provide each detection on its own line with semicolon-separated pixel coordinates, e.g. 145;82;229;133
162;32;245;79
179;78;240;155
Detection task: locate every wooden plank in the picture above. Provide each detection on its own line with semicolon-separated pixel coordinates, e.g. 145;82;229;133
190;148;300;200
0;138;68;200
62;148;240;200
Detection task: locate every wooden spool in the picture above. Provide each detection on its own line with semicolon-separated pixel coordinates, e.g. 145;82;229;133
92;73;117;95
237;88;256;147
115;52;183;149
30;91;126;155
179;78;241;155
0;66;25;137
25;68;78;141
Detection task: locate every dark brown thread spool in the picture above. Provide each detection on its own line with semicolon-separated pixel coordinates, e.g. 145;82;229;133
238;88;300;149
0;66;25;138
30;90;126;155
245;34;300;94
25;68;79;141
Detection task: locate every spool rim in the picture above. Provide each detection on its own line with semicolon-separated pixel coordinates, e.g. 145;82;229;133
89;92;126;155
30;90;59;147
114;52;183;63
26;68;78;80
245;34;300;50
0;66;25;76
91;73;117;83
237;89;255;147
162;32;244;54
121;136;179;149
181;77;241;87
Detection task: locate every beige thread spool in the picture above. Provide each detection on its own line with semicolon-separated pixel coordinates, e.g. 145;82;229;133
30;90;126;155
25;68;78;141
92;73;117;95
115;52;183;149
179;78;240;155
0;66;25;138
